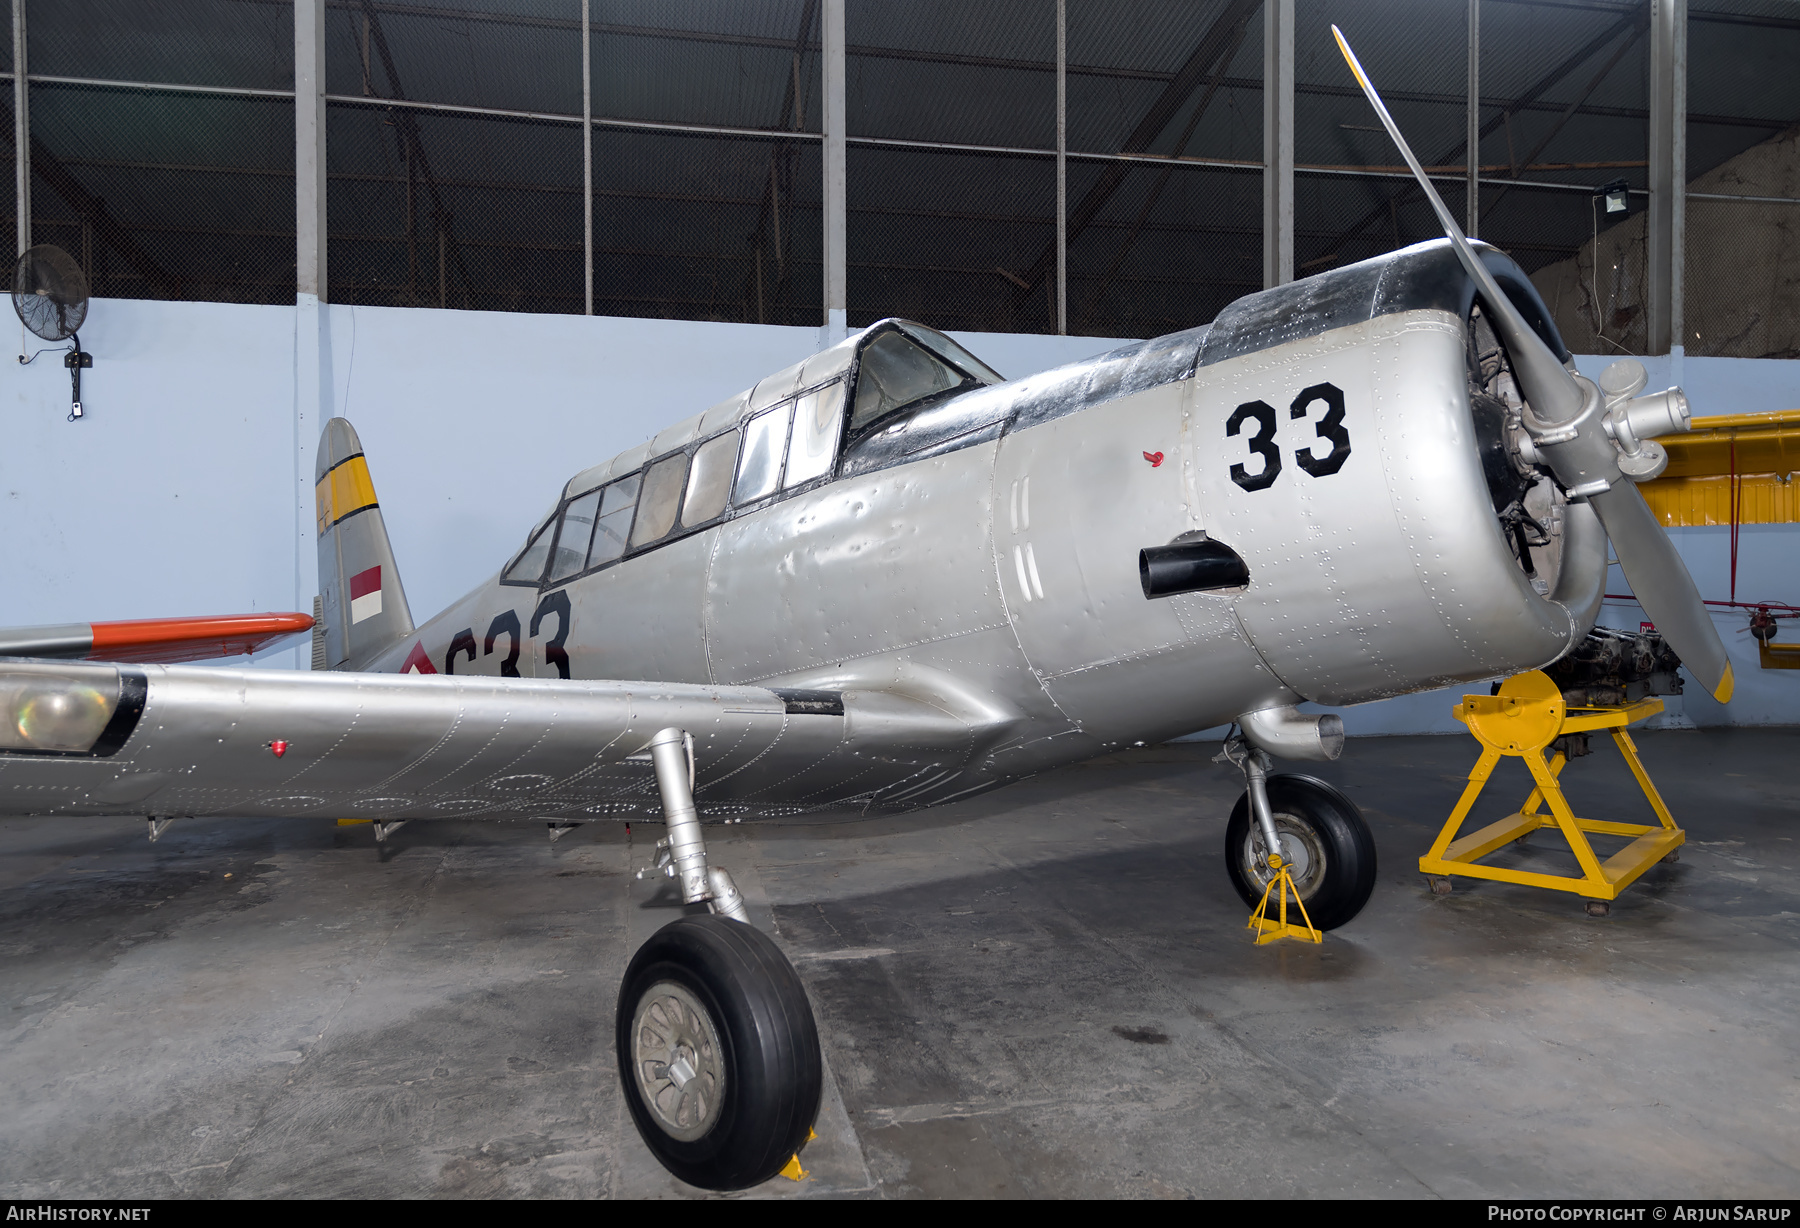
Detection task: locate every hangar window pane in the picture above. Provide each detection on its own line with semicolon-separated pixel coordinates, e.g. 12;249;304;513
850;331;969;435
735;404;791;505
785;381;846;489
631;454;690;548
683;430;740;527
588;475;640;567
548;488;601;583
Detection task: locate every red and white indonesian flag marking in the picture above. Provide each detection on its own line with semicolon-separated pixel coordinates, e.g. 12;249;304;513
349;566;383;624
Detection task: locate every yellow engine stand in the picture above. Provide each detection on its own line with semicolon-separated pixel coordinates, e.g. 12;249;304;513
1419;670;1683;907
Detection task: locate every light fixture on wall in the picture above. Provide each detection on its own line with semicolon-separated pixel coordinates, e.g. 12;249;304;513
1595;178;1631;216
11;245;93;421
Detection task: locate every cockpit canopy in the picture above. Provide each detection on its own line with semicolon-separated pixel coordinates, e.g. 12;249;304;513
503;320;1003;588
849;321;1002;436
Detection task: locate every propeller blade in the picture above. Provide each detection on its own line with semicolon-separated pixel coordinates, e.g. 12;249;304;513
1329;26;1582;425
1333;25;1734;706
1588;483;1734;702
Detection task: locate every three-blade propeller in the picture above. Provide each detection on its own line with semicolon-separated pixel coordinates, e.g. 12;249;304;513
1331;26;1732;703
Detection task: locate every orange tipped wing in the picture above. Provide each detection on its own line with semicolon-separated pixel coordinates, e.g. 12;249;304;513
0;613;314;664
89;613;314;663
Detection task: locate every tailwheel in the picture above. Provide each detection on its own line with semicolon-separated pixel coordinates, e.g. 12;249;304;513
1225;774;1377;931
617;914;822;1191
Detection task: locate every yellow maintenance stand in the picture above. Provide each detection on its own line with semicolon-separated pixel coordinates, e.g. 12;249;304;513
1420;670;1683;916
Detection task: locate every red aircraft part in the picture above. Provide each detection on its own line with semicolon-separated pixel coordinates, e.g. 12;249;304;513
85;613;315;664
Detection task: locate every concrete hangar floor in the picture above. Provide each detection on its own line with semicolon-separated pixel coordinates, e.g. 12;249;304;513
0;729;1794;1200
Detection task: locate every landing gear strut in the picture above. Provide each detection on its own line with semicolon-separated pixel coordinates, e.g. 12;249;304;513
1220;736;1378;933
617;727;821;1190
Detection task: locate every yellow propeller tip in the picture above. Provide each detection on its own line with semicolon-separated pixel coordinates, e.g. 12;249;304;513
1330;26;1370;89
1713;662;1735;704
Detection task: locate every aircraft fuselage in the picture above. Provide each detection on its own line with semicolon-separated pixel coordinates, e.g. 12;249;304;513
360;241;1605;815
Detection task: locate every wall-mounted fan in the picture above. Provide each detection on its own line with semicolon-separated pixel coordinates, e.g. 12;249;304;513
12;244;93;420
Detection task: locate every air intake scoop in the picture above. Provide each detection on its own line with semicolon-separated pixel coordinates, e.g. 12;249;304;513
1139;537;1250;599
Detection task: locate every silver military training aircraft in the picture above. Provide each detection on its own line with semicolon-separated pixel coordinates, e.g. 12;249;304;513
0;29;1731;1190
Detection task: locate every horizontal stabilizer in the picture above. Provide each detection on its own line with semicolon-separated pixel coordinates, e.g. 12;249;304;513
0;613;314;665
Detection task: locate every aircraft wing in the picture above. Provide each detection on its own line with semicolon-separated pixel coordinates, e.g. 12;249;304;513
0;613;314;665
0;659;940;822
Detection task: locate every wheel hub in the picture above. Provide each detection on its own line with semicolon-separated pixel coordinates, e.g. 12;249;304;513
631;980;726;1142
1242;812;1329;900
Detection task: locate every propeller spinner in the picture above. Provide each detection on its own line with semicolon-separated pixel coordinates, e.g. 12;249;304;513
1330;26;1733;703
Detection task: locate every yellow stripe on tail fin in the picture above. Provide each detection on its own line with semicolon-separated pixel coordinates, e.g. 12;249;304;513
315;454;379;534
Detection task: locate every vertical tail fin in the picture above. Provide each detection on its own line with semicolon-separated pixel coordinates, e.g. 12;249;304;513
315;418;414;670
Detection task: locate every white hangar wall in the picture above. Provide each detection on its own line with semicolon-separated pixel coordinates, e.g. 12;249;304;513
2;297;1796;735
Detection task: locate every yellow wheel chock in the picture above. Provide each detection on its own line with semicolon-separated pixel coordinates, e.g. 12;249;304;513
1248;855;1323;944
778;1128;818;1182
1419;670;1683;912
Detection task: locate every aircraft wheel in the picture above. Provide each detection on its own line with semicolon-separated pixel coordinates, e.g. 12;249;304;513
616;914;821;1190
1225;774;1377;931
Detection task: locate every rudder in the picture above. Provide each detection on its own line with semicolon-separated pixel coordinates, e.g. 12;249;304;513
315;418;414;670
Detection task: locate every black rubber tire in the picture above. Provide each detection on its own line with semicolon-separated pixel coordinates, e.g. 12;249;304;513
1224;773;1377;931
616;914;822;1191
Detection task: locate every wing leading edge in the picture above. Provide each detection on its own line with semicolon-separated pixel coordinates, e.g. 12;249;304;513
0;660;1007;821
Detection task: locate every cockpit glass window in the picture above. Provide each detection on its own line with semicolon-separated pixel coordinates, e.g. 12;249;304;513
503;519;554;583
849;330;970;434
897;322;1004;385
784;381;845;489
587;474;639;567
734;404;790;505
683;429;739;526
547;488;601;583
630;453;689;548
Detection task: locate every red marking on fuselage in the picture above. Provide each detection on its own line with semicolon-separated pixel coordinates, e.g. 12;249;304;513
269;740;288;758
1143;450;1165;467
401;641;438;674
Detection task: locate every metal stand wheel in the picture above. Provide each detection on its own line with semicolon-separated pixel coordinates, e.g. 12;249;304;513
617;914;822;1191
1224;774;1378;932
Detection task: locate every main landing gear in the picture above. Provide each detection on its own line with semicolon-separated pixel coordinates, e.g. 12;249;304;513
616;727;822;1191
1220;734;1378;935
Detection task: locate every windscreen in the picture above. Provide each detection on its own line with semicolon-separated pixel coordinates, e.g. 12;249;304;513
850;331;970;434
897;321;1003;385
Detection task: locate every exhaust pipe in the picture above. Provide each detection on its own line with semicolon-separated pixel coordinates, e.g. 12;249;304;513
1239;704;1344;762
1139;535;1249;599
